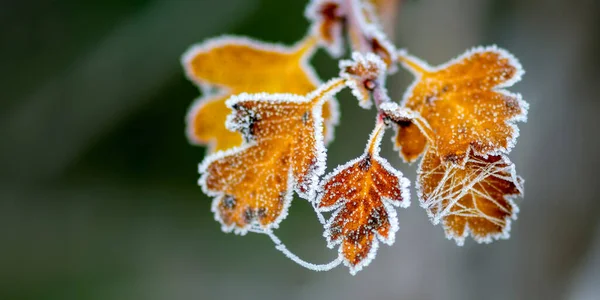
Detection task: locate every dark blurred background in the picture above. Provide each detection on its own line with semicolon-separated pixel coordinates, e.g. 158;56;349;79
1;0;600;299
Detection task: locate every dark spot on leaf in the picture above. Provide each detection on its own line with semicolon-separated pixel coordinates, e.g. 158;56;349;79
256;208;267;220
321;2;340;20
222;195;236;209
359;154;372;171
396;119;412;127
302;111;310;124
243;208;255;223
425;94;435;103
444;153;465;164
278;192;287;205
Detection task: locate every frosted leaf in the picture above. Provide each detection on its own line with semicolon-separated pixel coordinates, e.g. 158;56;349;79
199;79;345;234
317;121;410;274
397;46;529;165
182;35;340;152
306;0;397;68
418;149;524;246
340;52;390;109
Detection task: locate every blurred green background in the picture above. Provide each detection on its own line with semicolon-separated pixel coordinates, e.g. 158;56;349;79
1;0;600;299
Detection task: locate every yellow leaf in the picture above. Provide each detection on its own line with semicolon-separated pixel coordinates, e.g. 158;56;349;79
183;35;339;152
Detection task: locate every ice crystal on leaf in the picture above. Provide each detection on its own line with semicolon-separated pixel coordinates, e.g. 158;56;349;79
306;0;396;67
317;121;410;274
199;79;345;234
182;36;339;152
340;52;390;109
397;46;528;165
418;149;523;245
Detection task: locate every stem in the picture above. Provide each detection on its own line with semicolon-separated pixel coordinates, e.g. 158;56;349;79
397;52;428;74
372;84;390;110
311;77;346;106
251;228;343;272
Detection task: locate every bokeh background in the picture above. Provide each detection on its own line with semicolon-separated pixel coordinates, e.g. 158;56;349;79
1;0;600;299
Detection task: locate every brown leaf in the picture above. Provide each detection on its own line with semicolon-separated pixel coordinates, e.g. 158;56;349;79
317;121;410;274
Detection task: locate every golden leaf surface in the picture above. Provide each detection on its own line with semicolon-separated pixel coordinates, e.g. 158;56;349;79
183;36;339;152
199;79;345;234
317;121;410;274
418;149;523;245
397;46;528;164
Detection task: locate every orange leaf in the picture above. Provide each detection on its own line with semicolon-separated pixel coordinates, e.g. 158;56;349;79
199;79;345;234
397;46;528;165
418;149;523;245
306;0;396;67
182;36;339;152
317;121;410;274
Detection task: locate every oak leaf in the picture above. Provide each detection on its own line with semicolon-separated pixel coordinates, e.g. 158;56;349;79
397;46;528;165
182;36;339;152
317;121;410;274
199;79;345;234
418;149;523;245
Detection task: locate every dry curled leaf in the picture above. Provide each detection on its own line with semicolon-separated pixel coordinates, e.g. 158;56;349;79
182;36;339;152
397;46;528;165
340;52;390;109
199;79;345;234
306;0;396;67
317;121;410;274
418;149;523;245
